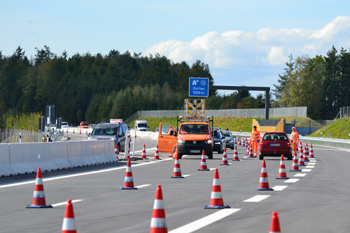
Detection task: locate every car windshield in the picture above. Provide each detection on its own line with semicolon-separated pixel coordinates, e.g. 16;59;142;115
137;123;147;128
263;133;288;141
91;125;119;136
180;124;209;134
223;132;231;137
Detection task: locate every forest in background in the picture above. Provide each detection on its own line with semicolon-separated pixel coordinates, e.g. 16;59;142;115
1;45;350;128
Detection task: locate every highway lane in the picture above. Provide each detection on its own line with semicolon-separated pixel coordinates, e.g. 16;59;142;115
0;138;349;232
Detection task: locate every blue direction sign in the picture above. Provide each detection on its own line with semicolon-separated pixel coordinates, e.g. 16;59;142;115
189;77;209;97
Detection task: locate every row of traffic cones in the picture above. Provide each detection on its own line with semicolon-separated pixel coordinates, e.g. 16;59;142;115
114;144;161;160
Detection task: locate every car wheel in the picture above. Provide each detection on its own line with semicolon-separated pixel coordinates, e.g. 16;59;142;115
207;151;213;159
178;154;183;159
218;146;223;154
259;154;263;160
287;153;293;160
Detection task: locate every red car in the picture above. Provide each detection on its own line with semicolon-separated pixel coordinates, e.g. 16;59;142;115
259;132;292;160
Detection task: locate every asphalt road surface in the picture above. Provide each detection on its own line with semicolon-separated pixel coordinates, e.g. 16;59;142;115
0;137;349;233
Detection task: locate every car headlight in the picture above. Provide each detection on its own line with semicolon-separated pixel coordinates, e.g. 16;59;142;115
215;142;221;144
205;140;213;144
178;139;185;144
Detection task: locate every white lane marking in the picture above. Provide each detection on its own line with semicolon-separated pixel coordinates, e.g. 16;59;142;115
52;199;82;207
183;174;191;177
0;158;173;189
119;147;157;156
209;168;216;171
169;208;241;233
294;173;307;177
284;178;299;183
302;169;312;172
307;163;316;166
305;165;314;169
272;185;288;191
135;184;151;189
243;195;270;202
309;159;316;162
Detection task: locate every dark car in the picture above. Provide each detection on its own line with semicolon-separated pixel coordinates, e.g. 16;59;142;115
222;130;235;149
258;132;292;160
213;129;226;154
87;122;130;152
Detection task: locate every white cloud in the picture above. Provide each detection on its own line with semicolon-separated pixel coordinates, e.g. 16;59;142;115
143;16;350;69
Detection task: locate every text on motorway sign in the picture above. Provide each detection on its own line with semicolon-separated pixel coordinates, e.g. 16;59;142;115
189;77;209;97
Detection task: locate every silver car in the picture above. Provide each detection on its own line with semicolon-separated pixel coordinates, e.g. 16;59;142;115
88;123;130;152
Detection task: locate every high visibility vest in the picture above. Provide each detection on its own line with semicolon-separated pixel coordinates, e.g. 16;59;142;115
251;130;260;142
291;131;299;143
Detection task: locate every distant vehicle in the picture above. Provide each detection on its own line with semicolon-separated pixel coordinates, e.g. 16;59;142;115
87;122;130;152
61;122;69;128
212;129;225;154
259;132;292;160
222;130;235;149
134;120;148;131
78;121;89;128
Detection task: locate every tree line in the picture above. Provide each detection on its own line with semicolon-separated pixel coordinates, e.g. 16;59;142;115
273;46;350;119
0;46;266;126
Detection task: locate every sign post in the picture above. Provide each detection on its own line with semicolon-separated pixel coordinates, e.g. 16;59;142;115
189;77;209;97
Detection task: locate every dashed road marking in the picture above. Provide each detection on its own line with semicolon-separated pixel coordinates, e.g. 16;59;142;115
183;174;191;177
52;199;82;207
169;208;241;233
294;173;307;177
302;169;312;172
135;184;151;189
284;178;299;183
243;195;270;202
272;185;288;191
305;165;314;169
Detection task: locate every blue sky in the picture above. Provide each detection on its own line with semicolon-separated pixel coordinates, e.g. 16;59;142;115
1;1;350;95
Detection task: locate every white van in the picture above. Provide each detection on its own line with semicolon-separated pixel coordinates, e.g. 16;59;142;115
134;120;148;131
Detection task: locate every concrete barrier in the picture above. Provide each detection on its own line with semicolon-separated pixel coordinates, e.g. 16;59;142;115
0;144;14;176
0;140;117;177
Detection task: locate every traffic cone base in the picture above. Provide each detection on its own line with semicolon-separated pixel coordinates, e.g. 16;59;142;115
121;159;138;190
220;148;230;165
198;150;210;171
171;154;184;178
26;168;52;208
257;160;274;191
203;168;230;209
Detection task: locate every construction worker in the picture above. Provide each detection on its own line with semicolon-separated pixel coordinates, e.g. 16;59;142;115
290;126;299;154
250;125;260;157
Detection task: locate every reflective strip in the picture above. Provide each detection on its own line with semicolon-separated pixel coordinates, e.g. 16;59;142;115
212;179;220;186
124;177;134;182
259;177;269;183
153;200;164;209
150;218;167;228
33;191;45;198
35;178;43;185
62;218;76;230
210;191;222;199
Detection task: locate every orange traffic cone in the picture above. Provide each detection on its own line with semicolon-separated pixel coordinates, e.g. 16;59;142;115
203;168;230;209
257;160;273;191
220;147;229;165
154;145;160;159
298;152;305;166
309;144;315;158
171;154;184;178
276;155;289;179
198;150;210;171
232;145;240;161
290;151;301;172
61;200;77;233
141;144;147;159
150;185;168;233
114;144;119;160
121;159;137;189
238;137;241;146
26;168;52;208
303;145;309;162
269;212;281;233
248;144;254;158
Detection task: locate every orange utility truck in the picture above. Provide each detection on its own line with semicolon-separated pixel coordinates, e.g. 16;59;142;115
158;99;214;159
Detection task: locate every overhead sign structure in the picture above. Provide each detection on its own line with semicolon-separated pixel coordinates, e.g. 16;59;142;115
189;77;209;97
